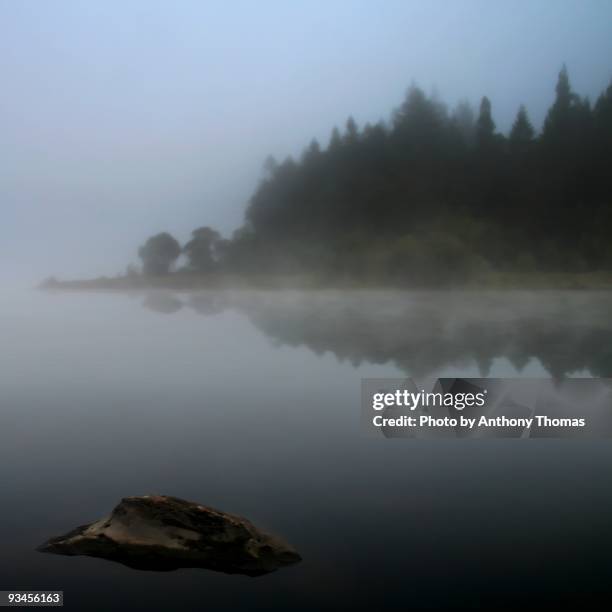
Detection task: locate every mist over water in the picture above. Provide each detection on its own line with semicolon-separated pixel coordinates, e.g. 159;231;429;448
2;288;612;609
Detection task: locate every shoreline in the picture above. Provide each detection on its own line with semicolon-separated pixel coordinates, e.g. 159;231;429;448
39;271;612;292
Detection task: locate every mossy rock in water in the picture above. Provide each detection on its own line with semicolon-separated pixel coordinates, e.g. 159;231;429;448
37;495;301;576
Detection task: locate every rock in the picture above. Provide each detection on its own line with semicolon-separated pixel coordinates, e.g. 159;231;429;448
37;495;301;576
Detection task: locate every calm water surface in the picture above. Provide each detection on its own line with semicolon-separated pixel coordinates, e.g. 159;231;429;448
1;289;612;610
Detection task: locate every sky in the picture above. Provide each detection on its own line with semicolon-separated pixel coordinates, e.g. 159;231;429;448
1;0;611;282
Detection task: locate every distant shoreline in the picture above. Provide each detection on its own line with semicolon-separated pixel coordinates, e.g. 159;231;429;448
39;271;612;291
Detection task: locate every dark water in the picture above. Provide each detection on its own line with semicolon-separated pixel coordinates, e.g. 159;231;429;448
2;289;612;610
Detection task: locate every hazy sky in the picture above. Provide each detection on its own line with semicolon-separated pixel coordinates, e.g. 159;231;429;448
1;0;611;282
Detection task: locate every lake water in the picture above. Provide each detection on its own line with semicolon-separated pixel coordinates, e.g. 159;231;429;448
1;288;612;610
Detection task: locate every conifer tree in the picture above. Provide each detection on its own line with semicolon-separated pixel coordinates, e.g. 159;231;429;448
509;105;535;150
344;117;359;145
328;127;342;151
476;96;495;147
542;65;574;142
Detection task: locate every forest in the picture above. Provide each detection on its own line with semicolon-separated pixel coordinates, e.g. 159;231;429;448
79;66;612;287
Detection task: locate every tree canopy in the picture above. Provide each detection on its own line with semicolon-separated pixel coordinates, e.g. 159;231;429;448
138;233;181;276
138;66;612;285
184;226;222;273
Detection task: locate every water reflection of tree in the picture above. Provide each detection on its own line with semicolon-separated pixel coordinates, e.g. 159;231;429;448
142;291;612;378
142;293;183;314
234;292;612;378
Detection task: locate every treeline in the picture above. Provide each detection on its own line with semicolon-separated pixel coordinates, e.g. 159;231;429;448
138;66;612;285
